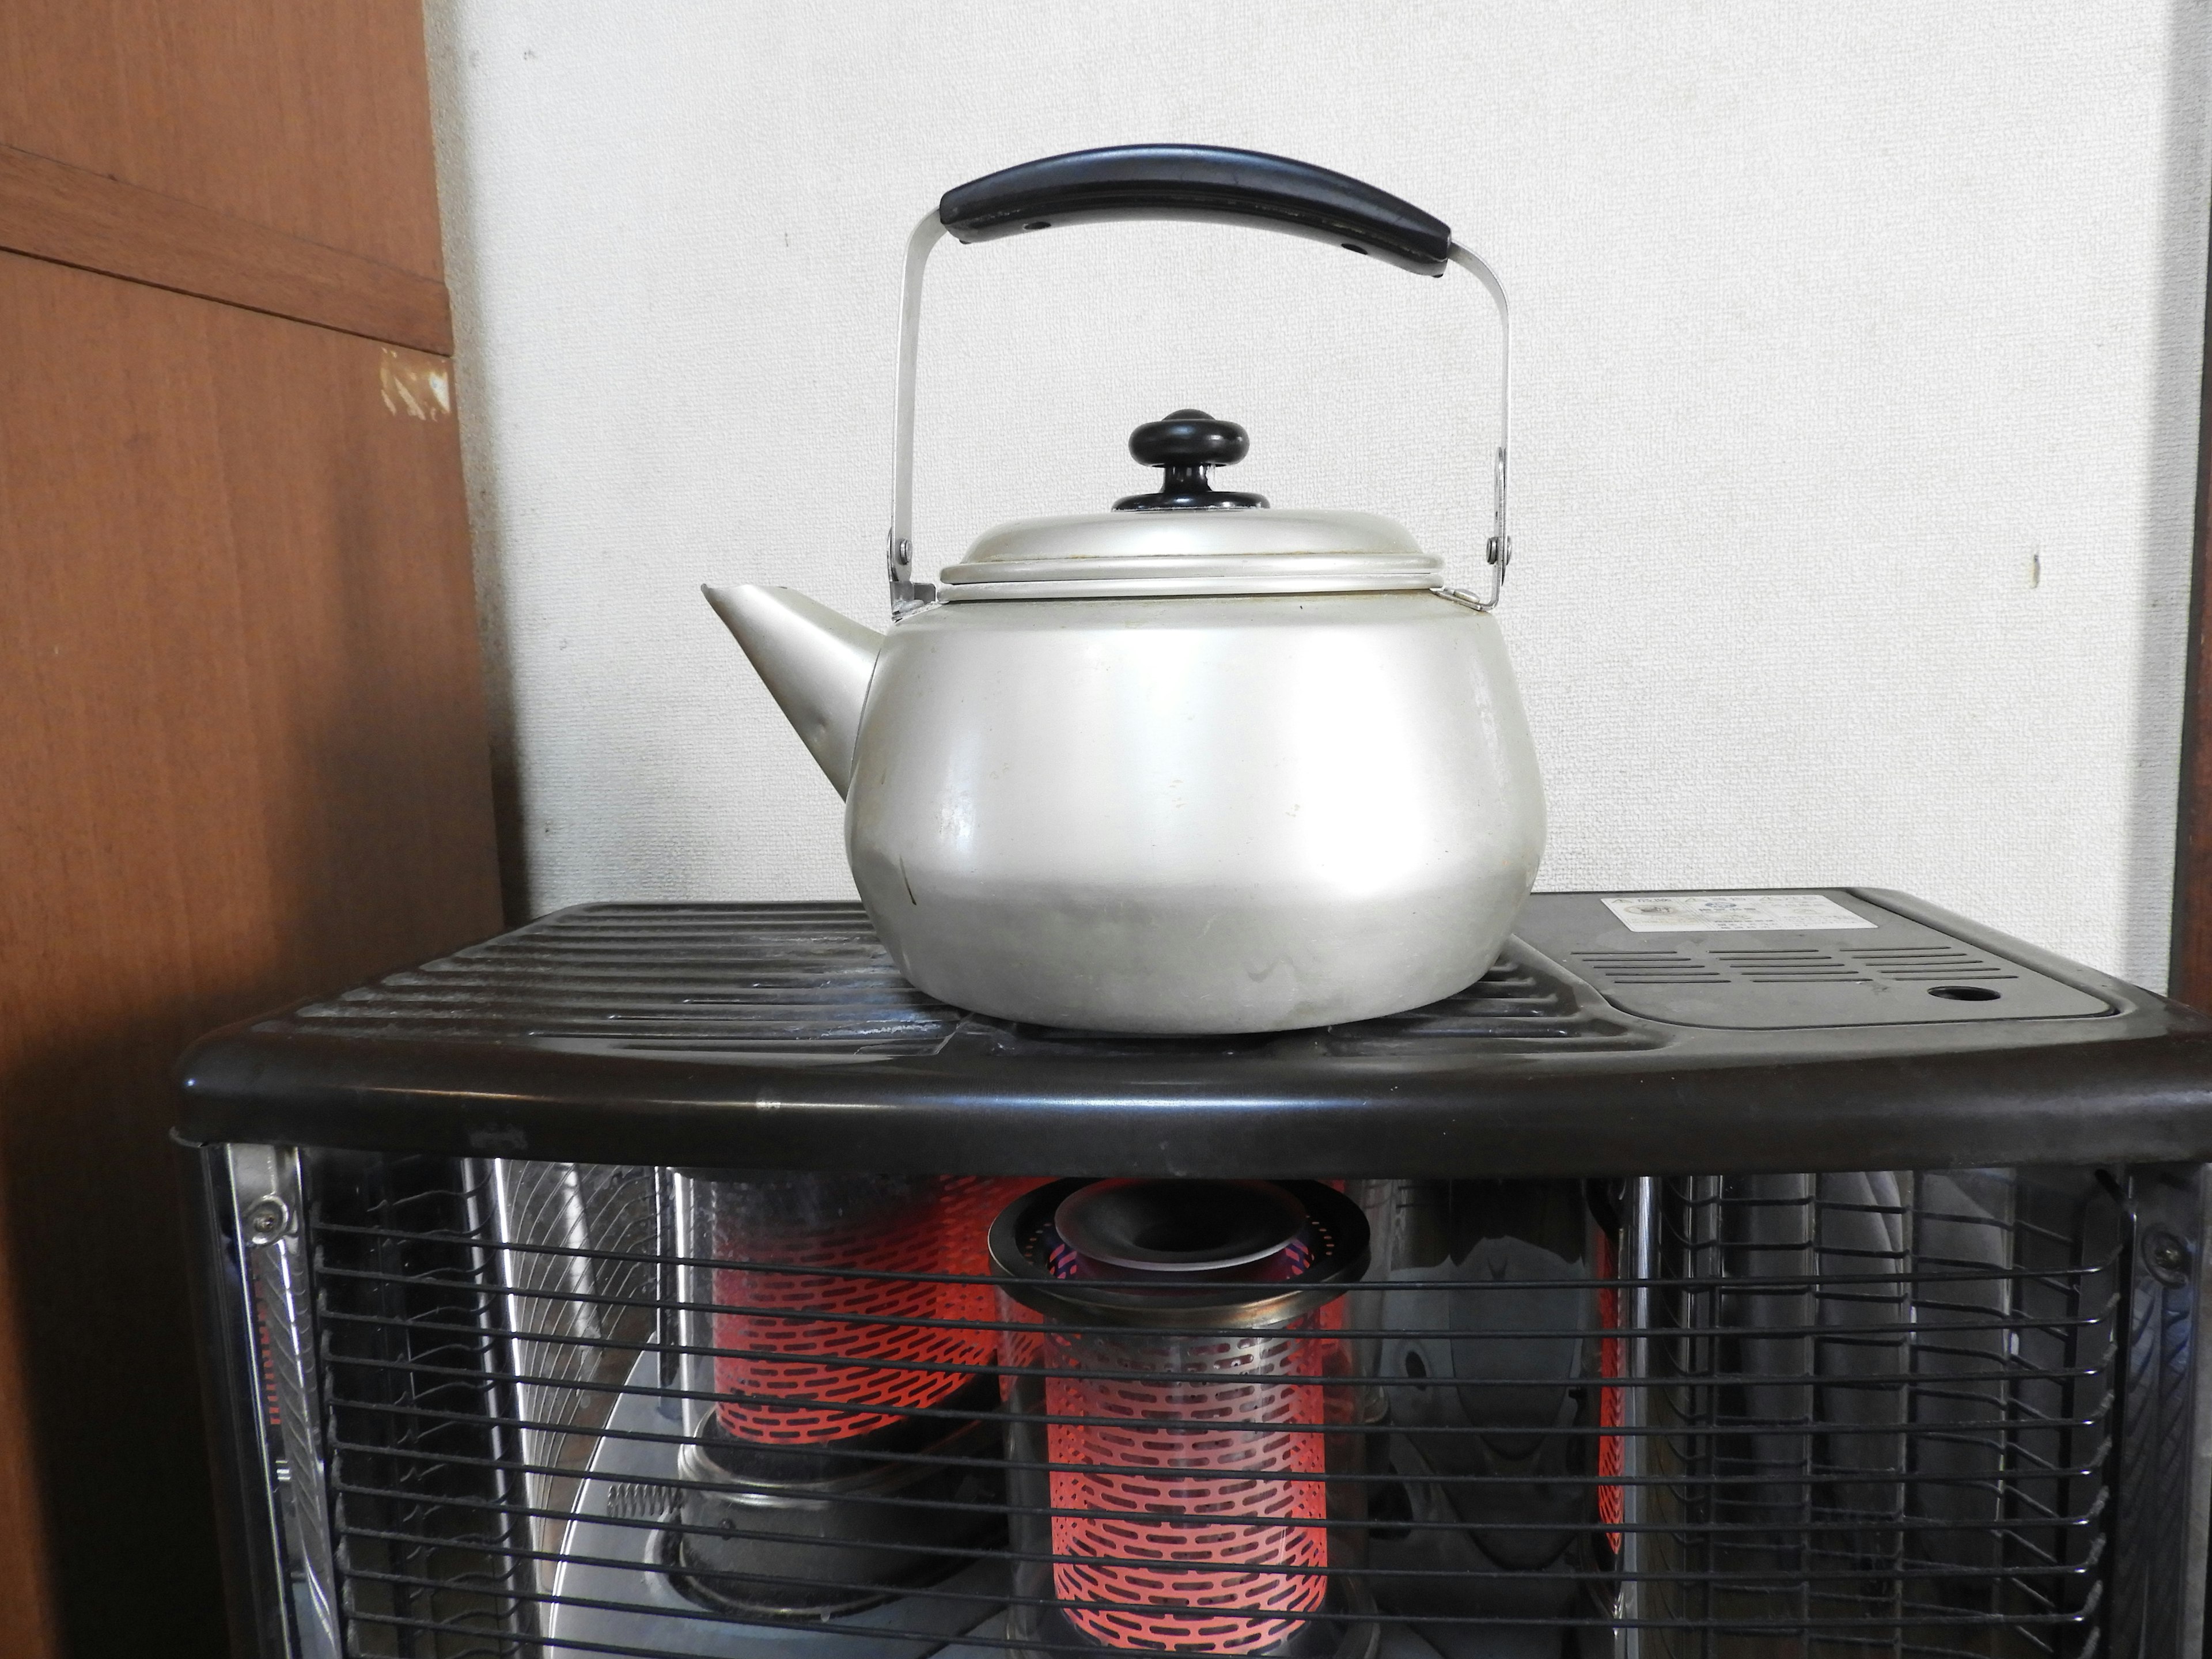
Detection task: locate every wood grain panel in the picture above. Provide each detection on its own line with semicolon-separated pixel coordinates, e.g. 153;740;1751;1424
2171;211;2212;1010
0;0;444;281
0;143;452;353
0;250;502;1657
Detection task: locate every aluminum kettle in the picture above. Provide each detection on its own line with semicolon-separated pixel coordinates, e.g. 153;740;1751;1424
706;145;1542;1034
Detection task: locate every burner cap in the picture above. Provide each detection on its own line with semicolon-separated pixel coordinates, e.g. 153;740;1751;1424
991;1177;1368;1329
1055;1179;1305;1273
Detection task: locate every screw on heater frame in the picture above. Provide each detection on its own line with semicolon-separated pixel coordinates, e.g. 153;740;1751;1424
2143;1228;2192;1286
244;1195;293;1247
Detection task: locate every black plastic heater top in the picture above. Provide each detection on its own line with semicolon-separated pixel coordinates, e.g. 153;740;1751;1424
172;891;2212;1179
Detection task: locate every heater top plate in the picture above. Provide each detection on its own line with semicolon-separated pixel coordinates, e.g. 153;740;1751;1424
1512;890;2112;1028
175;889;2212;1177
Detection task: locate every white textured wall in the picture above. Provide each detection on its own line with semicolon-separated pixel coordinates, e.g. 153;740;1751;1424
425;0;2210;990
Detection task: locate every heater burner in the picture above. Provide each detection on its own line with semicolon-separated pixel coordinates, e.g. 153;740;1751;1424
674;1173;1029;1615
1047;1328;1330;1653
705;1173;993;1445
1055;1179;1308;1274
1595;1227;1624;1555
994;1179;1370;1657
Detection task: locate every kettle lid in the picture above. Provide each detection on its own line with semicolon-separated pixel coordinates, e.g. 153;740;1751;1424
937;410;1440;600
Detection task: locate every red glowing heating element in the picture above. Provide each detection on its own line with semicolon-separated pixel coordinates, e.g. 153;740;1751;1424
1597;1228;1623;1551
1046;1228;1330;1654
711;1176;1028;1445
1047;1326;1329;1654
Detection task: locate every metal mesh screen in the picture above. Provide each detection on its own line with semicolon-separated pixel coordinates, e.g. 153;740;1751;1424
1625;1172;2120;1650
262;1157;2125;1659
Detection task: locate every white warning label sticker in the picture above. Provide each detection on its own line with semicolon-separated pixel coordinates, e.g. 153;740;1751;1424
1599;893;1877;933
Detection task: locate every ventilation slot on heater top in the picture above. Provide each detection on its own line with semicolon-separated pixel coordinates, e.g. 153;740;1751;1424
1573;950;1729;984
1707;948;1869;983
1844;945;2022;983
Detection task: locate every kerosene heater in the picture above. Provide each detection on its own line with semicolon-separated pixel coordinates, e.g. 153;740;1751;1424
180;889;2212;1659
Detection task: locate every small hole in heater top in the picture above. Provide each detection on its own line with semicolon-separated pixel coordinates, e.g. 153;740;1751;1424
1342;242;1368;255
1928;984;2002;1001
1025;221;1051;230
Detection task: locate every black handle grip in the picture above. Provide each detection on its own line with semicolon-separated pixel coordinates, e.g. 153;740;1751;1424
937;145;1451;276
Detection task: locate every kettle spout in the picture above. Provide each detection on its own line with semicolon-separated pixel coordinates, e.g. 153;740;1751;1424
703;585;882;797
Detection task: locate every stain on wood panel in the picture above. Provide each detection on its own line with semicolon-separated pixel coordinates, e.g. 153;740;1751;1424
380;344;453;419
0;251;501;1656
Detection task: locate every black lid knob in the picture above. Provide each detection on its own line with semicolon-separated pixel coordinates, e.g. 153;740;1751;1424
1130;409;1248;468
1114;409;1269;512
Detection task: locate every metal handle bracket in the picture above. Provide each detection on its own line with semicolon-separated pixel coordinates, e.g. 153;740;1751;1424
886;200;1512;618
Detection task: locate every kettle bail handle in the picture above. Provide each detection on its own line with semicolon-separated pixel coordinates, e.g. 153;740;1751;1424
888;145;1512;616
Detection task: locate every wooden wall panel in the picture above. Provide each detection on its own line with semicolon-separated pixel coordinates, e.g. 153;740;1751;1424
0;0;444;280
0;143;453;351
0;249;502;1655
2171;207;2212;1008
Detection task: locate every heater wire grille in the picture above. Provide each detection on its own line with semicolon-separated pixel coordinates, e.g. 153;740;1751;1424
286;1157;2124;1659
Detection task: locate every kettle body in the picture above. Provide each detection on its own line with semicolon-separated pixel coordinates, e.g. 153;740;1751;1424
706;145;1541;1033
848;588;1541;1033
